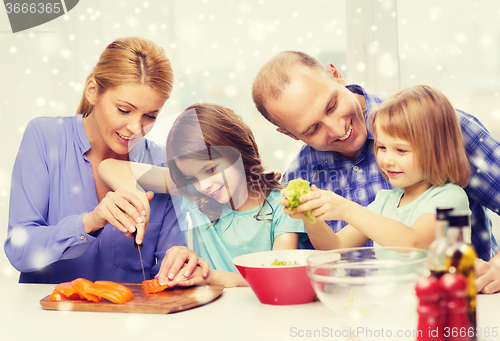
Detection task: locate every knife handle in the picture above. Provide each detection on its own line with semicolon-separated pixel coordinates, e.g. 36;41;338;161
132;230;143;250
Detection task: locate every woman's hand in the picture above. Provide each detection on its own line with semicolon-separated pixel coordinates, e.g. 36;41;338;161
156;246;210;286
82;189;152;244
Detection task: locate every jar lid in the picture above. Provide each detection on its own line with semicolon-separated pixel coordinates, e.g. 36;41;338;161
436;207;453;220
447;211;469;227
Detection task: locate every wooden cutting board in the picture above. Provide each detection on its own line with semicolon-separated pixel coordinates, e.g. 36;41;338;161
40;284;224;314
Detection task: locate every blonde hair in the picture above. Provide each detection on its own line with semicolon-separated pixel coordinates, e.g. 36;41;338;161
76;37;173;116
371;85;470;188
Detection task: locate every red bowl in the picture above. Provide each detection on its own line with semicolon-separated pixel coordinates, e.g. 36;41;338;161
233;250;327;305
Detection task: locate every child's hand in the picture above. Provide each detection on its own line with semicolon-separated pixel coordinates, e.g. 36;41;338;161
282;179;316;223
293;185;348;222
156;246;210;286
280;186;318;222
169;263;212;287
280;188;292;212
280;188;306;220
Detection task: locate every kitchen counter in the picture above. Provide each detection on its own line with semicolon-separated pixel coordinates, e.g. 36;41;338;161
0;284;499;341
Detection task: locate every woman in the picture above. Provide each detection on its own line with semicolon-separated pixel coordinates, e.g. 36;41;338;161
5;37;189;284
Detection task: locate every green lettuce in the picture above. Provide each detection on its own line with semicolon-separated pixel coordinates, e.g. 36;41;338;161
285;179;316;224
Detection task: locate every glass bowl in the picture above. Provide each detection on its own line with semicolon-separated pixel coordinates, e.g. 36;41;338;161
307;247;428;326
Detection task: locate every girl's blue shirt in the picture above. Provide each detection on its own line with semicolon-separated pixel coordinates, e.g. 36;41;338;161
180;189;307;272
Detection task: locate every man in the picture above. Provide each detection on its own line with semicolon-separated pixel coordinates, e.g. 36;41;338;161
252;51;500;293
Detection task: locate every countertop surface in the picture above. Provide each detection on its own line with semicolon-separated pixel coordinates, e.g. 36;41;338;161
0;283;499;341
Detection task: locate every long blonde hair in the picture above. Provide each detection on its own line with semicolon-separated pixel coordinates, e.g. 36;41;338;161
76;37;173;116
371;85;470;188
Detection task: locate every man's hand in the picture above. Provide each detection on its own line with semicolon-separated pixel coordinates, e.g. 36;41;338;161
476;258;500;294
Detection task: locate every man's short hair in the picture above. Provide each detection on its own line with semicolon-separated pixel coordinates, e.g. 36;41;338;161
252;51;329;126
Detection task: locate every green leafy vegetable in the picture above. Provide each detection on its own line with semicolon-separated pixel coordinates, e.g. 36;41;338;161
285;179;316;223
270;259;300;266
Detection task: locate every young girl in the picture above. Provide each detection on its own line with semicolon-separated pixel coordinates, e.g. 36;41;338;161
283;85;471;250
99;103;306;287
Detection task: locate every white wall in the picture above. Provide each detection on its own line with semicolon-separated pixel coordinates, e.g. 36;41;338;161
1;0;499;283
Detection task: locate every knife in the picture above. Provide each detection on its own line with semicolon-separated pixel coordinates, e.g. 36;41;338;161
133;230;149;296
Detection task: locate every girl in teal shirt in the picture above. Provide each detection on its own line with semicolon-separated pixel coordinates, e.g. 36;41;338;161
99;103;306;287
